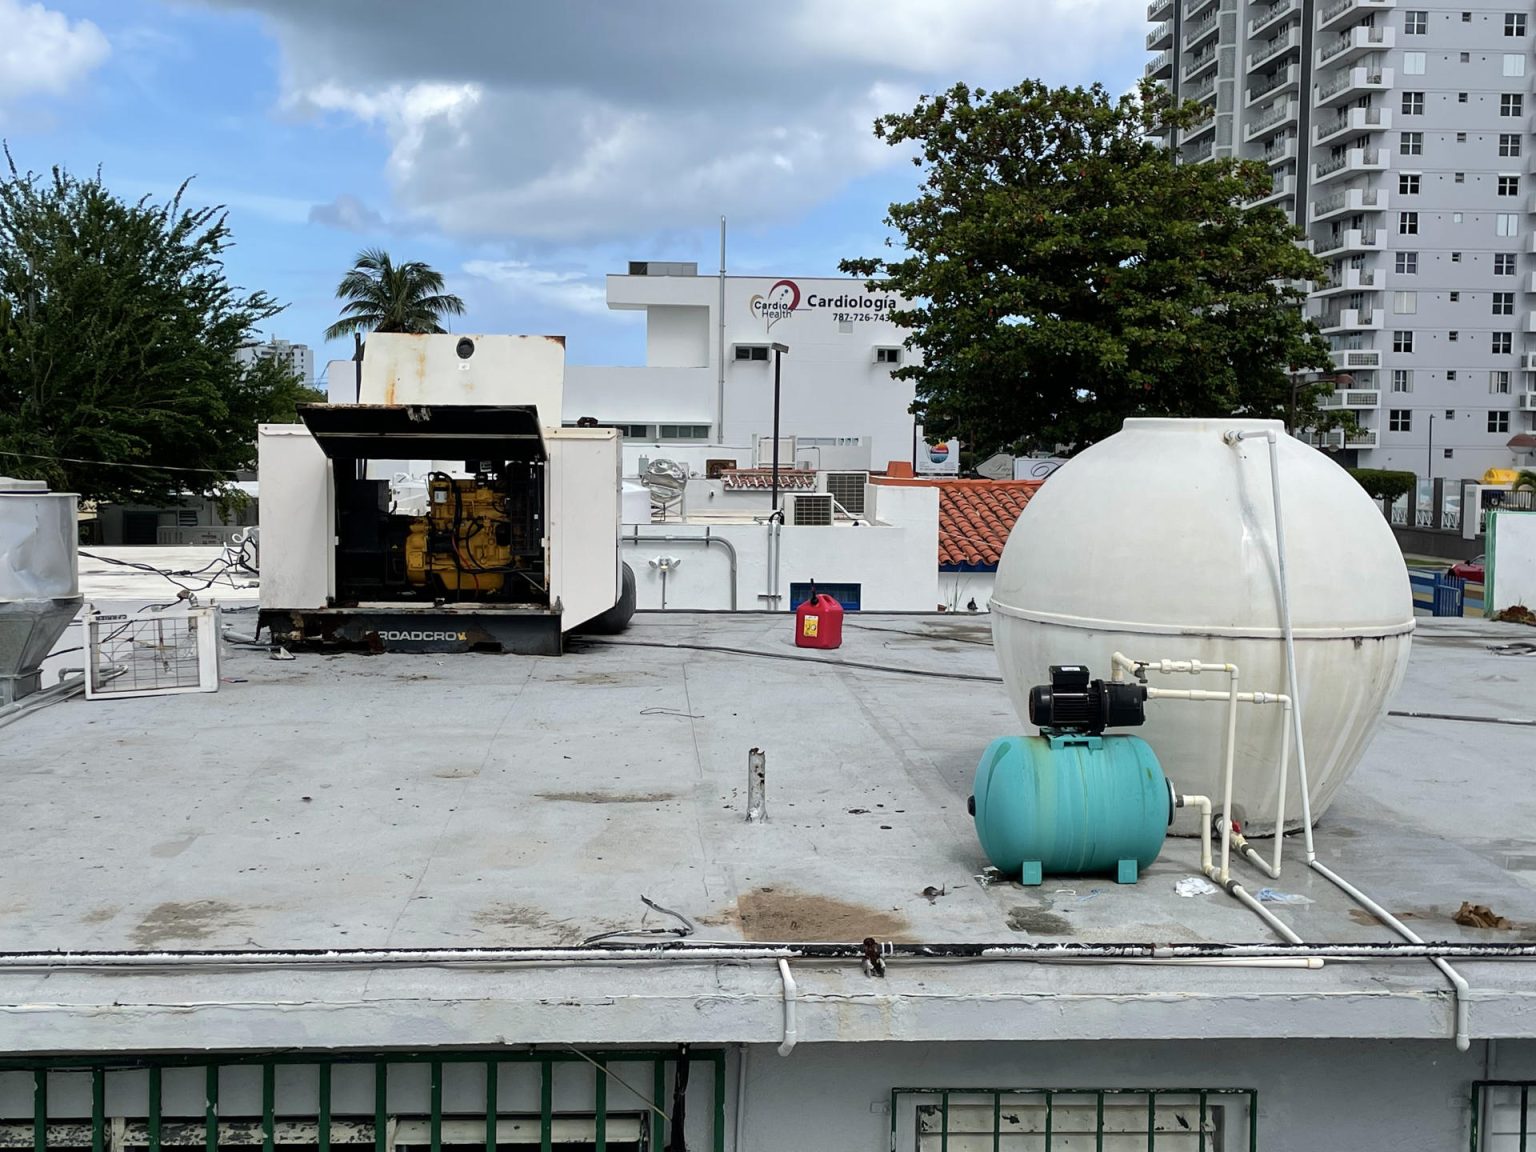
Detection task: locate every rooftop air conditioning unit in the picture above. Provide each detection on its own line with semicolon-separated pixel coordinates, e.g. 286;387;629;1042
820;470;870;516
786;493;834;527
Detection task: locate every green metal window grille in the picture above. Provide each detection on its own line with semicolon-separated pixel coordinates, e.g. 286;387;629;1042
0;1050;724;1152
889;1088;1258;1152
1471;1081;1536;1151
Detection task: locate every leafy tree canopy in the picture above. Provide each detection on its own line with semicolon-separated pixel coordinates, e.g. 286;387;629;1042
841;80;1340;457
1348;468;1417;503
0;150;312;503
324;248;466;347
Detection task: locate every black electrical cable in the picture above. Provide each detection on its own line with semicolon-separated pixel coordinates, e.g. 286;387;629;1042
573;636;1007;683
1387;709;1536;728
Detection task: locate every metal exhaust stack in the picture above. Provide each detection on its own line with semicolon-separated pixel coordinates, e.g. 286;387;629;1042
0;478;82;705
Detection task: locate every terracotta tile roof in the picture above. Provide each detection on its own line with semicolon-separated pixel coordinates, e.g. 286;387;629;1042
720;469;819;491
873;477;1043;570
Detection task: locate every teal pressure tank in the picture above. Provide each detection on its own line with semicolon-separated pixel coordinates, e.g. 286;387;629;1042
970;733;1174;885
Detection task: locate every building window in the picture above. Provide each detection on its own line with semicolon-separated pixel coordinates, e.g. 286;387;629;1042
1460;52;1471;63
1396;251;1419;273
1501;133;1523;157
1460;91;1470;102
1450;330;1460;341
1497;213;1521;236
1399;211;1419;234
1404;50;1427;73
734;344;770;362
658;424;711;440
1501;93;1524;116
1490;410;1512;433
1464;10;1472;20
1390;409;1413;431
1445;448;1455;459
1400;131;1423;155
1507;12;1527;35
1405;10;1427;33
1402;91;1425;115
1394;330;1415;352
1452;251;1463;261
1448;369;1458;379
1400;173;1421;194
1393;369;1414;392
1500;176;1521;196
874;346;903;365
1496;253;1517;275
1491;370;1513;393
1450;291;1461;302
1493;291;1516;314
1456;130;1468;141
895;1089;1255;1152
1505;52;1527;76
1493;331;1513;353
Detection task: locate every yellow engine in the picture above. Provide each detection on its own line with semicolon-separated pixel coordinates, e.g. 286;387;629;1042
404;476;515;595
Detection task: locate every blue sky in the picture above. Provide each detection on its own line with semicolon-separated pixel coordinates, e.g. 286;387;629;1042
1;0;1148;380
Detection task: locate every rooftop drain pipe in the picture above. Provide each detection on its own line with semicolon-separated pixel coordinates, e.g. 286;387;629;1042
1177;793;1308;951
776;959;798;1056
1226;426;1472;1052
628;527;739;610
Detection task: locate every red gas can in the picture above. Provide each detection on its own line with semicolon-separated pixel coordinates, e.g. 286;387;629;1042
795;591;844;650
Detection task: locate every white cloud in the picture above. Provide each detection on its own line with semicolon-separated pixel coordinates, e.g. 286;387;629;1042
203;0;1148;242
0;0;109;115
308;193;387;232
462;259;615;318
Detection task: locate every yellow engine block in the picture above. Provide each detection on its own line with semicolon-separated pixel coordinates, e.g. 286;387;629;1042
404;478;513;595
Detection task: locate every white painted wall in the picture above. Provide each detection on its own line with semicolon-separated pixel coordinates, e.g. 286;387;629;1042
565;272;918;469
622;486;940;612
1489;509;1536;613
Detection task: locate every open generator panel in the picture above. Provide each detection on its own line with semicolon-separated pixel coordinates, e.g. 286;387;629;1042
335;462;547;606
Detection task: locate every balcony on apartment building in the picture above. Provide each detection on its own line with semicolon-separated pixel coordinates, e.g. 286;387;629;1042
1521;313;1536;333
1185;138;1217;164
1248;27;1301;72
1521;352;1536;371
1183;0;1218;24
1332;348;1382;370
1263;135;1299;165
1245;99;1299;142
1185;7;1222;49
1147;48;1174;79
1314;227;1381;256
1317;23;1394;68
1148;0;1174;21
1316;65;1393;107
1249;0;1301;38
1316;266;1379;295
1252;173;1299;206
1248;63;1301;107
1318;0;1397;34
1520;391;1536;412
1317;387;1383;410
1525;231;1536;253
1185;73;1219;107
1147;19;1174;50
1317;306;1384;333
1312;186;1389;221
1183;45;1221;83
1314;105;1392;145
1523;272;1536;293
1314;146;1386;184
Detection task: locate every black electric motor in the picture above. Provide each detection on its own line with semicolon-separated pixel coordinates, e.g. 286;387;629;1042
1027;665;1148;735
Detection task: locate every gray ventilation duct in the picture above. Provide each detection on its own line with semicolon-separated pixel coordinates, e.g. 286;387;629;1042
0;478;82;705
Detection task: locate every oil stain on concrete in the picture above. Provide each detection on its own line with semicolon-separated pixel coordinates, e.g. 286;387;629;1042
727;887;908;942
537;790;678;804
132;900;250;947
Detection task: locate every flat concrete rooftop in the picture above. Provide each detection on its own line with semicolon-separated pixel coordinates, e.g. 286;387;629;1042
5;605;1536;1052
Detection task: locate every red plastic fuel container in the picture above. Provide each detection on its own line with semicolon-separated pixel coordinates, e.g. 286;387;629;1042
795;591;844;650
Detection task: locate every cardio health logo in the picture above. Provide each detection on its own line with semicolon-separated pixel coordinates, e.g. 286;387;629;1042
749;279;800;331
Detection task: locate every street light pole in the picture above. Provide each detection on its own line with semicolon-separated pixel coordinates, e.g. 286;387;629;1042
771;342;789;515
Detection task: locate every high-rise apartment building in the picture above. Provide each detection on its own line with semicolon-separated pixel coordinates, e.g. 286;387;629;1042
1149;0;1536;480
237;338;314;388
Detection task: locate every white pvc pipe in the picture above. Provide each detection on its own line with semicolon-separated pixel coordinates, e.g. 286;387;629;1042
1229;427;1470;1051
1220;664;1240;883
776;959;798;1056
1181;794;1307;947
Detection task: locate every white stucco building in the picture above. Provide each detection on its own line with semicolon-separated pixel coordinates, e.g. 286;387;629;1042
238;337;314;388
565;261;919;470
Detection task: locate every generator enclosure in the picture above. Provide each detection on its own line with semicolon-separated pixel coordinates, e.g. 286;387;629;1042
258;334;627;654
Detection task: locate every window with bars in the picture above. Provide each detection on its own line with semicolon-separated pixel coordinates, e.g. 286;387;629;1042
0;1052;725;1152
890;1088;1257;1152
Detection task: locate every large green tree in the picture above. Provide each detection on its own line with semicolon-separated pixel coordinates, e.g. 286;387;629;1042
841;80;1339;456
323;248;465;354
0;152;312;503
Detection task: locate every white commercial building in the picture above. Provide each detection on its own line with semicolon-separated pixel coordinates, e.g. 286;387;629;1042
565;261;920;471
239;337;314;388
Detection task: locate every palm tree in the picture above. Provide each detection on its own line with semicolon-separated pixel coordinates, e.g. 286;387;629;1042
323;249;466;356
